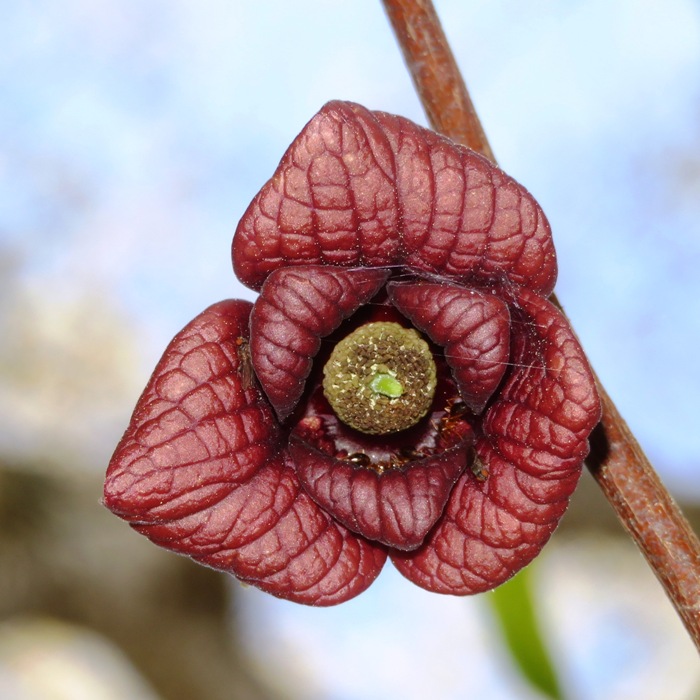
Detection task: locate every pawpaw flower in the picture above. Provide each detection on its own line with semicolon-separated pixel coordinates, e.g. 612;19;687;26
104;101;601;606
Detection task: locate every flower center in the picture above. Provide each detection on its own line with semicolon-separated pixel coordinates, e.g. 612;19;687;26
322;321;437;435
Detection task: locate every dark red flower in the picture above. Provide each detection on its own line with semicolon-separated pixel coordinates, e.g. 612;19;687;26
104;101;601;605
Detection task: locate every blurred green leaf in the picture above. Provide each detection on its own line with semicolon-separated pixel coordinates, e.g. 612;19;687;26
488;565;564;700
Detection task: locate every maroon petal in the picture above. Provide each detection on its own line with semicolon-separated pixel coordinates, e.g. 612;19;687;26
290;435;470;550
391;289;601;594
388;281;510;413
104;300;386;605
250;264;389;420
233;100;557;295
137;454;387;606
104;300;279;522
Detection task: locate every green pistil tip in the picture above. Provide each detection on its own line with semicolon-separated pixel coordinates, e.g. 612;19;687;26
322;321;437;435
370;373;403;398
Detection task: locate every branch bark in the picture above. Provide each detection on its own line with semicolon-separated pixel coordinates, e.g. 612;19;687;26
381;0;700;651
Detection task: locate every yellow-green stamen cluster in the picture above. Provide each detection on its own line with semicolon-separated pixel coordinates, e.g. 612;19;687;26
322;321;437;434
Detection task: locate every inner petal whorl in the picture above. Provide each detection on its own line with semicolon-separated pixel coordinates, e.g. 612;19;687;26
322;321;437;435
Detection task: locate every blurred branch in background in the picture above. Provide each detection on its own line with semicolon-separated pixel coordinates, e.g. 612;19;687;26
381;0;700;653
0;247;281;699
0;459;281;700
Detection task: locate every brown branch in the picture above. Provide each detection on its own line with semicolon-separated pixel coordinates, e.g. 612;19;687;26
381;0;700;651
382;0;495;162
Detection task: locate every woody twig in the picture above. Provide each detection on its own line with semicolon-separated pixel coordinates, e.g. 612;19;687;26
381;0;700;651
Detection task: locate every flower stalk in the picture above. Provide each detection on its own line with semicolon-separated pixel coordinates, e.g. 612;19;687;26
380;0;700;650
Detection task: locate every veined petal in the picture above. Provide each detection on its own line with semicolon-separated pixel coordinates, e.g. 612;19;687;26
104;300;386;605
137;454;387;606
290;435;470;550
389;281;510;413
250;265;388;420
391;290;601;594
104;300;278;521
233;101;557;295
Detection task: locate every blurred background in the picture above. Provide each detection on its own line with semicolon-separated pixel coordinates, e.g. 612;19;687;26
1;0;699;698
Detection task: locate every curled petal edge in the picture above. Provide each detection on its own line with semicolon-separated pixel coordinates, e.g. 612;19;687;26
250;265;389;420
389;281;511;413
233;100;557;296
290;434;471;551
392;289;602;594
104;300;386;606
